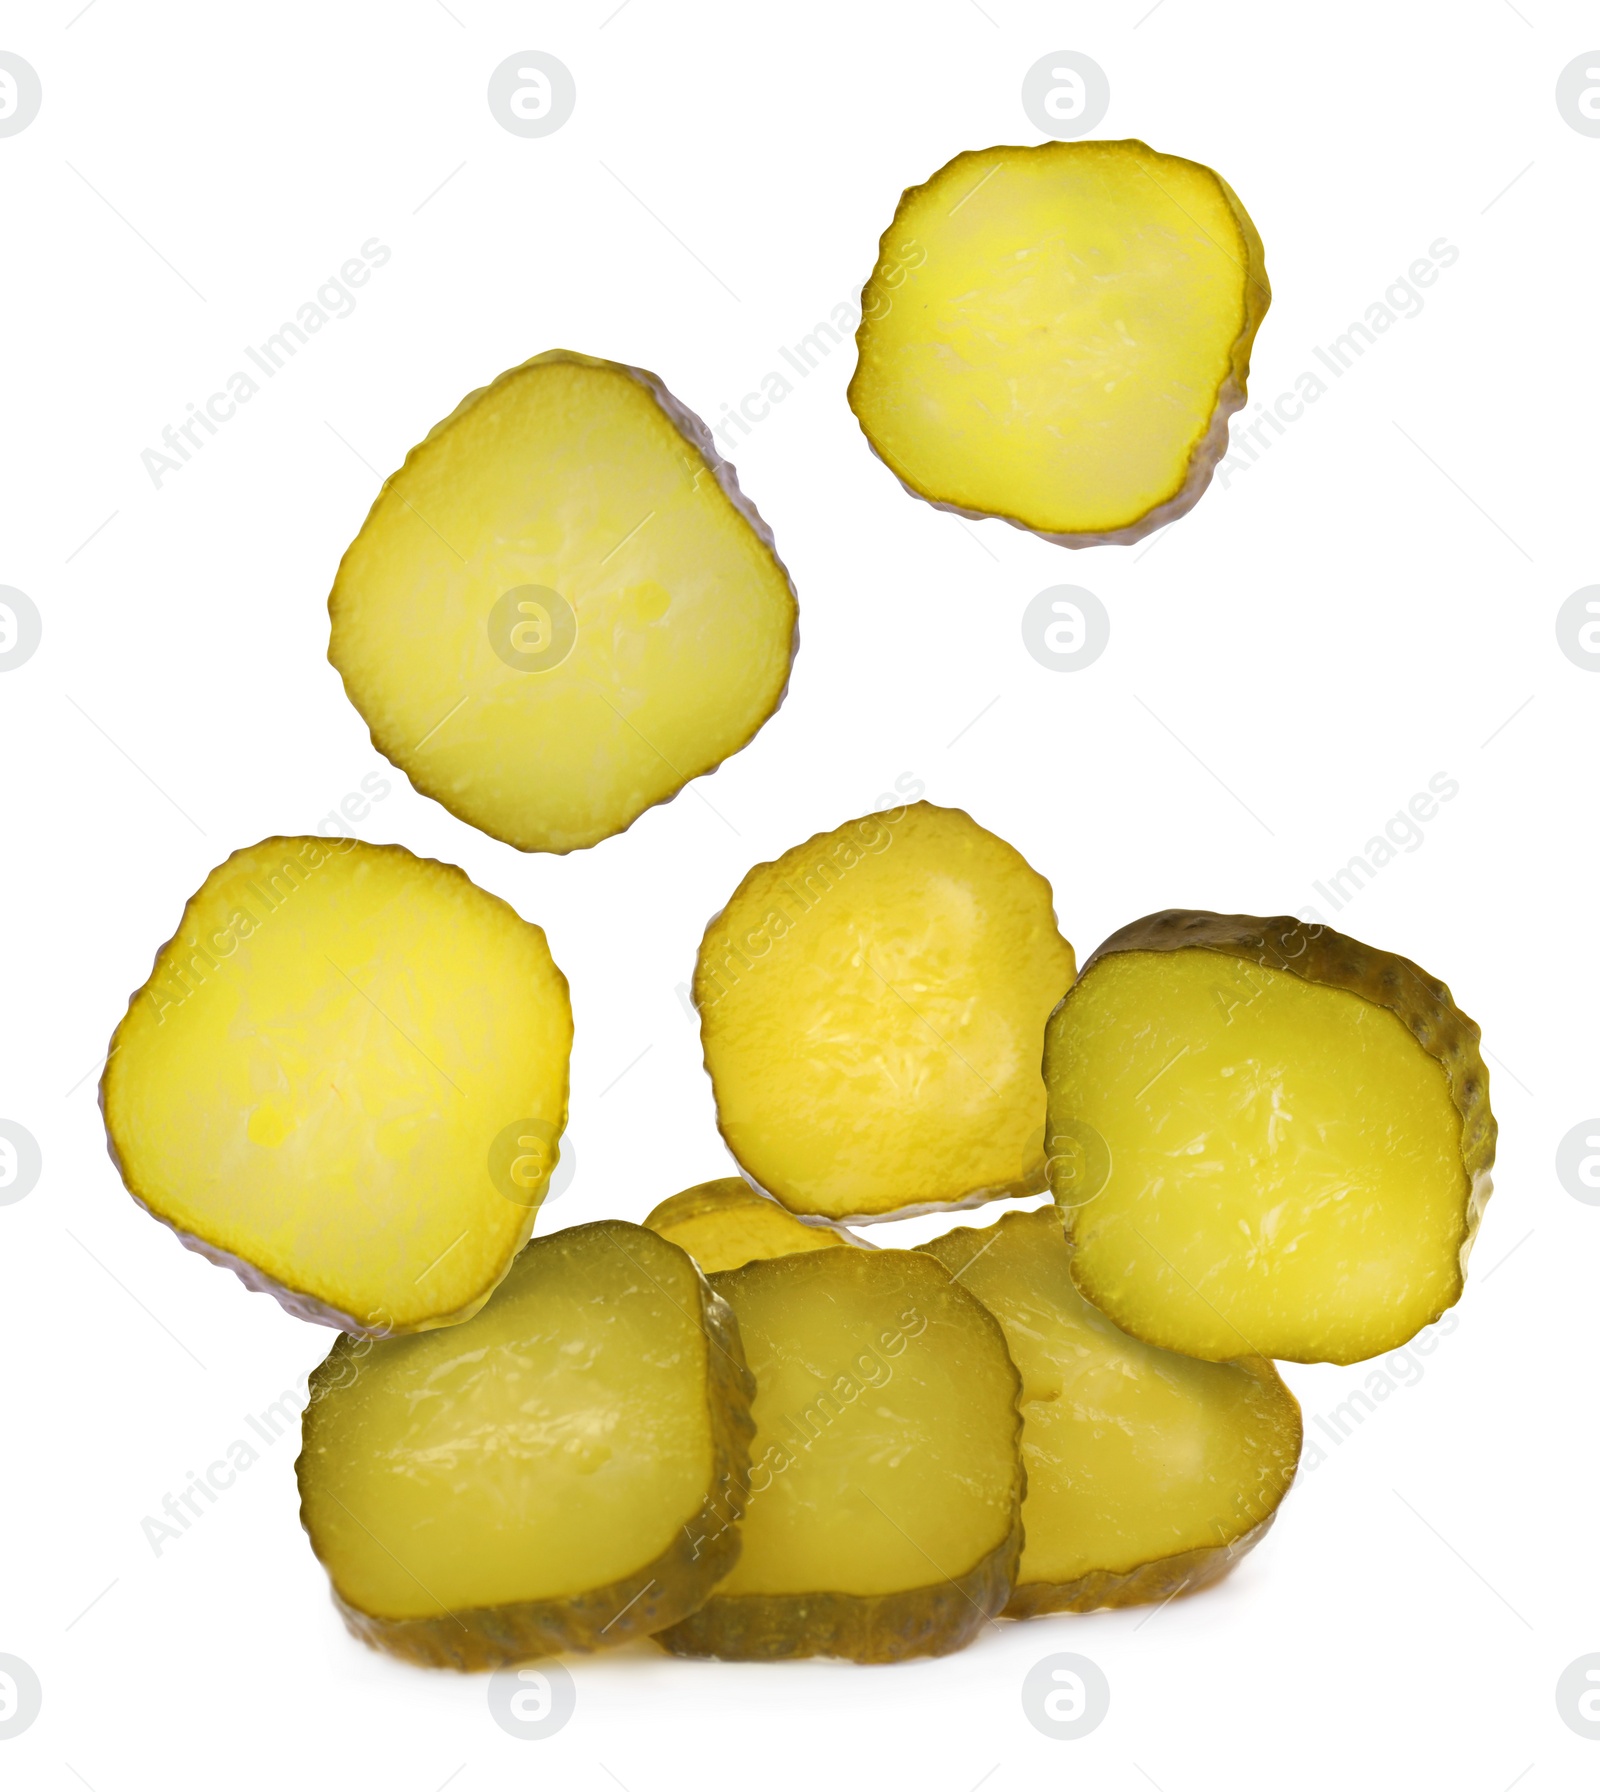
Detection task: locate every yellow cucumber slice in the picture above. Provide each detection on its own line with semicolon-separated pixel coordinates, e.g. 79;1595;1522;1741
643;1177;867;1273
1043;911;1494;1365
329;351;797;853
695;800;1077;1221
655;1247;1023;1662
921;1206;1301;1613
849;140;1269;545
297;1220;754;1668
102;836;571;1333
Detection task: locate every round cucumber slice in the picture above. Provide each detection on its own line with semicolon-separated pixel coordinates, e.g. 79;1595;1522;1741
920;1206;1301;1613
655;1247;1023;1662
1044;911;1495;1365
297;1221;754;1668
849;140;1269;546
695;801;1077;1222
102;837;572;1334
329;351;797;853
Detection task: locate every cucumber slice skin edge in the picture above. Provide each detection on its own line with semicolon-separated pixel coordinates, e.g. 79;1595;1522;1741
654;1524;1023;1663
1004;1511;1282;1619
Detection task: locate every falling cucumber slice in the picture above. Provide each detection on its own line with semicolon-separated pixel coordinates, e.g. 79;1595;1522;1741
849;140;1269;546
643;1177;868;1273
101;837;572;1334
655;1248;1023;1663
329;350;798;854
297;1221;754;1669
1043;911;1495;1365
920;1206;1301;1614
694;800;1077;1222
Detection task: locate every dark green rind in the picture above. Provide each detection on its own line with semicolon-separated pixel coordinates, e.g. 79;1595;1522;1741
1004;1512;1278;1618
653;1518;1022;1664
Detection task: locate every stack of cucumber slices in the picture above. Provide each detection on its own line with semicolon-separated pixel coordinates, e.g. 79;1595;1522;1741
97;140;1496;1670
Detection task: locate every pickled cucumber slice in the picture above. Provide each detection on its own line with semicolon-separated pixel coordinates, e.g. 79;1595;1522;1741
656;1248;1022;1662
849;141;1269;546
1044;912;1495;1365
297;1221;754;1669
695;801;1076;1222
920;1207;1300;1614
643;1177;867;1273
329;350;798;854
101;837;572;1334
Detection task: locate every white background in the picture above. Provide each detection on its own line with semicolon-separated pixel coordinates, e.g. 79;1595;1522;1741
1;2;1595;1787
